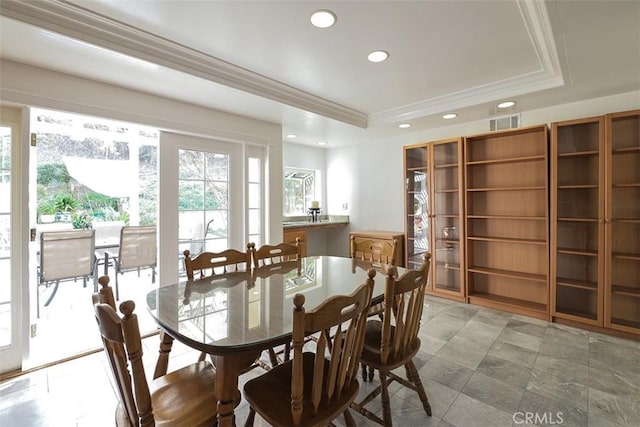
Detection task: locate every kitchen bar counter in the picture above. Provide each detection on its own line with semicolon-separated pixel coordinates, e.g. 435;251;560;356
282;215;349;231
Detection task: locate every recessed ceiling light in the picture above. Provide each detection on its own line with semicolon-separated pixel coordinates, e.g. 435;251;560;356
317;141;328;146
285;134;297;139
310;10;336;28
498;101;516;109
367;50;389;63
399;123;412;129
443;113;458;119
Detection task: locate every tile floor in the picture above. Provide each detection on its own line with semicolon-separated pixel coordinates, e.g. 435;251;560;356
1;295;639;426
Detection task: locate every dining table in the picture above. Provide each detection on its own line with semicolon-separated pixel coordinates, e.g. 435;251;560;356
146;255;404;427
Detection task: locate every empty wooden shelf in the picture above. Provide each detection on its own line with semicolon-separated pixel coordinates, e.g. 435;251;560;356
464;125;549;319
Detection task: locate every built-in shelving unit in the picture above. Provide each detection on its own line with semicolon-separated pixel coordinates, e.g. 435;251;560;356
550;110;639;336
464;125;549;319
551;116;604;326
404;138;465;302
605;110;640;334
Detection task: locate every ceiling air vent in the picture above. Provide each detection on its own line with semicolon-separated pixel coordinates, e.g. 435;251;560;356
490;114;520;131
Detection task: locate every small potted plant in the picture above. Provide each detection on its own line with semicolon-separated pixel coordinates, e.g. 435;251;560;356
72;210;93;230
53;193;78;222
37;199;57;223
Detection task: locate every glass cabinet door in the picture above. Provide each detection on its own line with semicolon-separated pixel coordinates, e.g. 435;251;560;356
552;118;604;325
432;140;464;298
404;145;430;270
606;110;640;332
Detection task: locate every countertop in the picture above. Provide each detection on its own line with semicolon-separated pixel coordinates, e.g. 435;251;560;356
283;215;349;231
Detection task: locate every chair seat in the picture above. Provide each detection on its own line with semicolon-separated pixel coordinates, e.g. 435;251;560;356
244;352;360;427
150;361;217;427
360;320;421;369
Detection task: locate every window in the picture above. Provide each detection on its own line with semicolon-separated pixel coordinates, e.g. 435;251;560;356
284;168;317;216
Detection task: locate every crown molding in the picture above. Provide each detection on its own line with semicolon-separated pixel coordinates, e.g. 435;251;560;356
0;0;368;128
369;0;564;125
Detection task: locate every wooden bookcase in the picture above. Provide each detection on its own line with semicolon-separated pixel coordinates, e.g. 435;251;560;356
464;125;549;319
403;138;465;302
605;110;640;335
551;110;640;336
551;116;605;326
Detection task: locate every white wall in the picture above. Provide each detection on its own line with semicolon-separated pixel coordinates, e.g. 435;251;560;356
283;142;327;209
325;90;640;256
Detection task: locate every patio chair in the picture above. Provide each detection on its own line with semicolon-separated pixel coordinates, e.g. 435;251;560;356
38;229;97;317
108;225;157;300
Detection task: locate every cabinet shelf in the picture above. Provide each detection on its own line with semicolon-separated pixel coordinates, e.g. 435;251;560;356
467;186;545;192
557;150;599;158
407;166;429;172
557;217;599;223
611;285;640;297
468;266;547;283
435;214;459;218
558;184;599;189
556;278;598;290
434;283;461;292
468;235;546;245
555;308;598;321
434;163;458;169
611;318;640;329
467;215;546;221
612;252;640;261
435;189;458;193
613;218;640;224
612;146;640;154
435;261;460;270
436;239;460;245
613;183;640;188
557;247;598;256
466;155;545;166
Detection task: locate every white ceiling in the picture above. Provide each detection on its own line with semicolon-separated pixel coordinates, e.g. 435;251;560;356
1;0;639;147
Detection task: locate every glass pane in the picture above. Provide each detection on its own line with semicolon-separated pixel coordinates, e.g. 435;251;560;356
248;157;260;183
204;238;228;253
0;259;10;348
179;181;204;210
205;182;227;210
206;210;228;239
0;125;10;348
179;150;204;179
248;209;260;235
206;153;228;181
248;183;260;209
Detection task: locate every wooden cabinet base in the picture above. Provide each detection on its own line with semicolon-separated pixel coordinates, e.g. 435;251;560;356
468;293;548;321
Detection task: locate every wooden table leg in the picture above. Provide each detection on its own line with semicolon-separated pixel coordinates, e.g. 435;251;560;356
153;330;174;379
215;355;241;427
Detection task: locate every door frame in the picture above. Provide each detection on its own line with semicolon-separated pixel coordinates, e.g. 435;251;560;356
0;106;29;374
158;131;245;285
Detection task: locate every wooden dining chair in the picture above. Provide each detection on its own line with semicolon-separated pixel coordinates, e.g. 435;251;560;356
249;239;301;268
92;276;219;427
243;268;376;427
183;245;252;280
183;245;253;364
351;253;432;426
349;235;398;265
